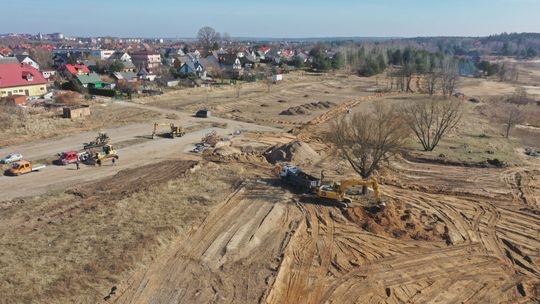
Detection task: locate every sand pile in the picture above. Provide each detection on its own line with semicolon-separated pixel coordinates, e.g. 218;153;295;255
204;146;268;163
264;140;320;164
280;101;336;115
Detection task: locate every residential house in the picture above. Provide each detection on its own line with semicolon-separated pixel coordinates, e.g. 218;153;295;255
0;47;12;57
15;55;40;70
131;50;161;71
121;61;136;72
218;54;243;78
178;60;207;79
112;71;138;84
41;70;57;79
137;67;157;81
75;72;112;89
64;64;90;76
89;49;115;60
108;51;132;62
0;63;48;97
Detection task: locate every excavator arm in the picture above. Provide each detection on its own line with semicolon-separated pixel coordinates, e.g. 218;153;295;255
338;178;381;203
317;178;382;204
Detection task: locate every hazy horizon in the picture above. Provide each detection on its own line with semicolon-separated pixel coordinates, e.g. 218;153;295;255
2;0;539;38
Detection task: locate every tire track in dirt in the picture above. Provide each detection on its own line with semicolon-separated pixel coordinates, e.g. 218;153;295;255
112;181;303;304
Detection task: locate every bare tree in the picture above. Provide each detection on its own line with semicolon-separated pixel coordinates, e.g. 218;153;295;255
509;87;529;106
328;103;408;194
403;98;463;151
498;63;508;82
426;70;440;96
500;104;526;138
197;26;220;51
440;58;458;98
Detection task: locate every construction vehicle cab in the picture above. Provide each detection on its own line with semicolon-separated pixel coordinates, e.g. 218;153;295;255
152;122;186;139
84;132;110;149
274;164;321;193
317;178;383;207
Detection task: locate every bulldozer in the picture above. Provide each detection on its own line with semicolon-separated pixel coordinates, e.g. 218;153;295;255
152;122;186;139
84;144;119;165
317;178;384;209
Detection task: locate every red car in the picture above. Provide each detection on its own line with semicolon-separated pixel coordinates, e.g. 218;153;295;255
55;151;80;165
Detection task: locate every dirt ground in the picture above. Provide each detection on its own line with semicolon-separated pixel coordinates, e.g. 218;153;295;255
0;102;162;148
1;69;539;303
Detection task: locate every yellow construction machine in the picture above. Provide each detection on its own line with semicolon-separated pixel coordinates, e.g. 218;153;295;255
317;178;384;208
152;122;186;139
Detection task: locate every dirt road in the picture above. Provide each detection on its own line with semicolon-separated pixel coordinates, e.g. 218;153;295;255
0;104;280;201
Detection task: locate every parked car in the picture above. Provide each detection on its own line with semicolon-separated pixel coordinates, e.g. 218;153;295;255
195;109;211;118
54;151;89;165
0;153;23;164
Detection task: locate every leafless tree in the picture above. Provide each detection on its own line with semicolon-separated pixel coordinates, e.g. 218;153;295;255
197;26;220;50
509;87;530;106
500;104;526;138
426;69;440;96
440;58;458;98
498;63;508;82
328;103;408;194
403;98;463;151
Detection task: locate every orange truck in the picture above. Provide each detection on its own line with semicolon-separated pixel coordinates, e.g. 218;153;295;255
5;161;46;176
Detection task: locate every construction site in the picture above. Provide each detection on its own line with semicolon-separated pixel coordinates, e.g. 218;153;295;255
0;69;539;304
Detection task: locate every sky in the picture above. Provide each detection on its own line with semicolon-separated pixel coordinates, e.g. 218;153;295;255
2;0;538;38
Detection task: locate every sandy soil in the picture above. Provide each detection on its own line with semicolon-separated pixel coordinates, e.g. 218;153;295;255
1;70;539;303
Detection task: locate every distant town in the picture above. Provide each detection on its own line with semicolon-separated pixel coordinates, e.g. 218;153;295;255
1;29;538;109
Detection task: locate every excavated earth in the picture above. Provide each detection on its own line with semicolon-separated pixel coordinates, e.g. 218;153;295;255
111;156;540;303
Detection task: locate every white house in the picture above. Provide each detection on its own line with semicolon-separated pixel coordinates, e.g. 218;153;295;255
89;49;115;60
108;51;132;62
41;70;57;79
15;55;40;70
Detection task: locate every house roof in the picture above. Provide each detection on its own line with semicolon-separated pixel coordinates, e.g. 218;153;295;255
0;63;47;89
112;71;137;81
0;57;19;64
15;55;37;63
131;50;160;56
218;54;240;65
108;51;130;60
76;72;104;85
0;48;12;56
65;64;90;74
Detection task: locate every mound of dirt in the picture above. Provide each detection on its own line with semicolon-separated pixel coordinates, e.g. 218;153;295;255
343;200;448;242
280;101;336;115
213;146;241;157
264;140;320;164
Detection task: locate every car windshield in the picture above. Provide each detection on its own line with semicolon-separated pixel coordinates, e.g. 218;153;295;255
11;163;21;169
61;153;69;158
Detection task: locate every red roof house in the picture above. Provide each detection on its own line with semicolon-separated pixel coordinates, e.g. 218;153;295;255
0;63;48;97
0;47;12;56
64;64;90;75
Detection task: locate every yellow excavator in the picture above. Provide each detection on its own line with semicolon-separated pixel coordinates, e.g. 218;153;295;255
152;122;186;139
317;178;384;208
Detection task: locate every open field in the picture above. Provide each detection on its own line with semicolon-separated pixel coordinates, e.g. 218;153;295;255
0;70;539;303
